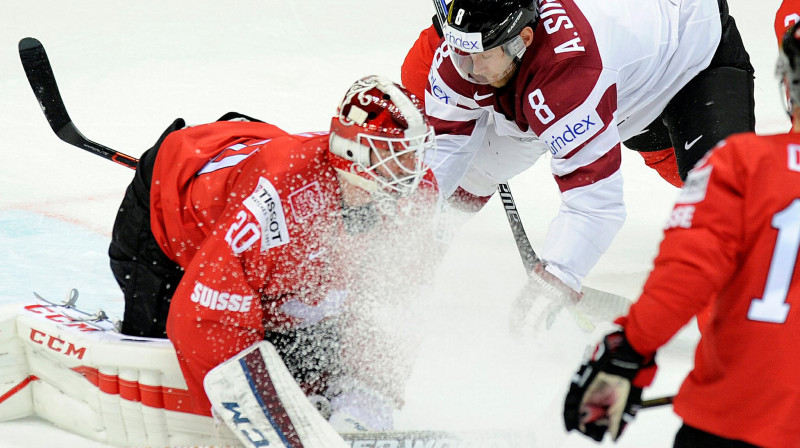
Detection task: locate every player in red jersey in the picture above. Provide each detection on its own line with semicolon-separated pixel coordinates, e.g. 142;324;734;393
563;22;800;447
776;0;800;47
406;0;754;302
107;75;437;429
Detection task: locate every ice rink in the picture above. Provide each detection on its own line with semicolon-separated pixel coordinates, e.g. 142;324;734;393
0;0;790;446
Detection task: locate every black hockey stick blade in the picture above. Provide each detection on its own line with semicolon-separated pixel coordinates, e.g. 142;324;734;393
19;37;138;169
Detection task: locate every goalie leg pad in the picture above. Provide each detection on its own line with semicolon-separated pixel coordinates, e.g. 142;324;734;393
204;341;348;448
0;305;34;420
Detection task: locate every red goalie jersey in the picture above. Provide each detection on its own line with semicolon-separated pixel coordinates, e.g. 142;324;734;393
623;132;800;447
153;121;353;415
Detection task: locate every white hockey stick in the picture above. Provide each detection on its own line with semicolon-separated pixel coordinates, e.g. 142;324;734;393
342;429;537;447
204;341;348;448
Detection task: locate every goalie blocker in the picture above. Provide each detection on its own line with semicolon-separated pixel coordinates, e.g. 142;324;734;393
204;341;347;447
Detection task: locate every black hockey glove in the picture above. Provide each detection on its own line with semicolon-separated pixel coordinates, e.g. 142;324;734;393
563;330;656;442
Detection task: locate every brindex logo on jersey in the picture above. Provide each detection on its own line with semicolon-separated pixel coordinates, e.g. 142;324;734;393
428;71;458;106
244;177;290;252
443;27;484;53
540;107;603;156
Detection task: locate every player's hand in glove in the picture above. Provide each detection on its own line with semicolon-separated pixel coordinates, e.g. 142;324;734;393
526;261;584;306
510;262;588;334
563;330;657;442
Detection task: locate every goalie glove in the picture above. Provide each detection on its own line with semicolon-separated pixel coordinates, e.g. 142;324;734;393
563;330;657;442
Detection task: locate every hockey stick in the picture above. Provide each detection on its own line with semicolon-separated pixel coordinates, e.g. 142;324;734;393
498;186;673;410
432;0;449;24
641;395;674;409
499;183;633;313
19;37;138;170
498;183;539;272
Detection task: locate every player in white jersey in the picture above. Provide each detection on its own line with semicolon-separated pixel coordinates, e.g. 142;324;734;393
425;0;754;296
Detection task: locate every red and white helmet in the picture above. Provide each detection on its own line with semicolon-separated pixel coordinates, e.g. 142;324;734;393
329;75;435;205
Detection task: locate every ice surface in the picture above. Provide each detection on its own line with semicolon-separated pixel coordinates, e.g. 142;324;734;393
0;0;788;446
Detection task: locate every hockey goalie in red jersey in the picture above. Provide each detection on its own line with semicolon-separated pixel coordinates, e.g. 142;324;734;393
107;75;437;430
563;23;800;448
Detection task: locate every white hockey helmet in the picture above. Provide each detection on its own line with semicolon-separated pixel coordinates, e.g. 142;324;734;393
329;75;435;205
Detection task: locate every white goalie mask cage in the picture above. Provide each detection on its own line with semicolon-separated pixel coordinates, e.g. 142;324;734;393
328;75;435;205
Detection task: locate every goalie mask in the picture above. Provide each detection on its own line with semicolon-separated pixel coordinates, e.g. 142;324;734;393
329;75;435;205
442;0;539;85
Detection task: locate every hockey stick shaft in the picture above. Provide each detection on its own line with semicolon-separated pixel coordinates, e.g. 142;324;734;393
498;183;674;409
432;0;448;26
498;183;540;273
19;37;138;170
641;395;674;409
499;182;627;303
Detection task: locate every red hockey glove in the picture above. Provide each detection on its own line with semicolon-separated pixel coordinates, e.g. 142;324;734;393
563;331;657;442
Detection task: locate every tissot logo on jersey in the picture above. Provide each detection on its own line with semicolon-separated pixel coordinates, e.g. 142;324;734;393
190;281;253;313
243;177;290;251
541;109;603;156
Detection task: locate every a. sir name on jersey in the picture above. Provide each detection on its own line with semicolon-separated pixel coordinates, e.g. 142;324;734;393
540;0;585;55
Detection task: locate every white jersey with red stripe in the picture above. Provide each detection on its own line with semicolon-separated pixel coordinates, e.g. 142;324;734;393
425;0;721;289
